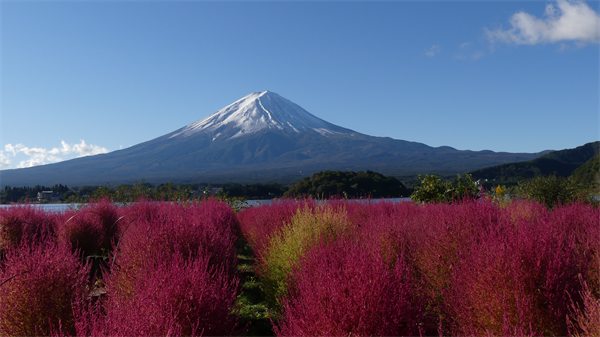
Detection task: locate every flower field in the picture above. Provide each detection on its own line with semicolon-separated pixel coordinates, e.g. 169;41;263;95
1;198;598;336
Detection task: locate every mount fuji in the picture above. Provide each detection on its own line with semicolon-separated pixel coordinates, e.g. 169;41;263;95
1;91;547;187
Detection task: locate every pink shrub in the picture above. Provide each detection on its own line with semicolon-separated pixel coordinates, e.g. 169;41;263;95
0;236;90;336
0;205;60;257
343;201;421;264
110;200;239;299
52;254;245;337
77;251;241;336
393;201;498;334
57;199;121;257
442;200;598;336
275;236;418;336
549;202;600;296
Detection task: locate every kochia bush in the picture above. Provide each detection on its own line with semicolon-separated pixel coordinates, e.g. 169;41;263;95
0;237;90;336
237;200;314;256
57;199;120;257
245;199;599;336
109;200;240;299
275;237;419;336
257;204;351;310
78;251;241;336
0;205;59;258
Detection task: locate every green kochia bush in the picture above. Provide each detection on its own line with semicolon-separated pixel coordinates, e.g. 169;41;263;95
238;200;314;257
257;204;351;310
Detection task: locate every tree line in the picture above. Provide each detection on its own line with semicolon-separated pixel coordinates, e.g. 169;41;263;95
1;184;70;203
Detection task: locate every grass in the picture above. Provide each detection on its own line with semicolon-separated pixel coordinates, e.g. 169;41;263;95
235;238;274;336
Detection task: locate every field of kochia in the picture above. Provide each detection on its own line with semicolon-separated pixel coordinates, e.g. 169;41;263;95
0;198;598;336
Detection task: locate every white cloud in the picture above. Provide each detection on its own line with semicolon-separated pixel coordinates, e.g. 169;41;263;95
486;0;600;45
59;140;109;157
425;45;442;57
0;151;11;169
18;156;63;169
2;140;109;169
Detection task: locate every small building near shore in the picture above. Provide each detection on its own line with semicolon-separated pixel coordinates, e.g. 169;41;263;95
37;191;60;202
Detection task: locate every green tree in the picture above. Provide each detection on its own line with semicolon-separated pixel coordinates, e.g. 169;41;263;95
509;174;595;209
411;174;481;203
284;170;408;198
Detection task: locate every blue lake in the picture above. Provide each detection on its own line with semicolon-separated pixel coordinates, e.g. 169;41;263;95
0;198;412;212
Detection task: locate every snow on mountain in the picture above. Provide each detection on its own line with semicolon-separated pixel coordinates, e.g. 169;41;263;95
169;91;353;140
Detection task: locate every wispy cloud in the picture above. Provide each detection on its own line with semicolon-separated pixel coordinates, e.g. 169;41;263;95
486;0;600;46
2;140;109;169
455;42;485;60
472;51;484;60
425;45;442;57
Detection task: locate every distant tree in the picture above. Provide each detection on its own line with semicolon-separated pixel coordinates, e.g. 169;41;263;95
411;173;481;203
508;174;595;209
284;170;407;198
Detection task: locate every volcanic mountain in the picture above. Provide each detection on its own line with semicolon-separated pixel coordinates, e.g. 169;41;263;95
0;91;547;187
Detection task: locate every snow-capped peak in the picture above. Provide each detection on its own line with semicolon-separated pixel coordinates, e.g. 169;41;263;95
169;91;352;140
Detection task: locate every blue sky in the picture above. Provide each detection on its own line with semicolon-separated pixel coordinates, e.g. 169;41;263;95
1;0;599;170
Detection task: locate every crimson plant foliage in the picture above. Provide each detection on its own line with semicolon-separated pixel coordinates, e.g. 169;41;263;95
109;200;240;301
275;236;419;336
0;236;90;336
248;199;599;336
427;200;598;336
0;205;60;258
57;199;121;257
77;251;241;336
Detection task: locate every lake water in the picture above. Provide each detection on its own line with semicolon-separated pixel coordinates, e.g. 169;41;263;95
0;198;412;212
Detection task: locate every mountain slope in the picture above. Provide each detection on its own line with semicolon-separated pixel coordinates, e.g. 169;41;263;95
0;91;548;187
571;154;600;185
468;141;600;185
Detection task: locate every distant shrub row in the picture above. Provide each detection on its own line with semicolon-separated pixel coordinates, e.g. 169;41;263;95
411;173;597;208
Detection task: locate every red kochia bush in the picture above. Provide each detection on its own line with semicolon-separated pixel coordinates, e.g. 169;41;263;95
110;200;240;299
77;251;241;336
443;201;599;336
0;205;59;257
57;199;120;257
275;236;418;336
0;236;90;336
